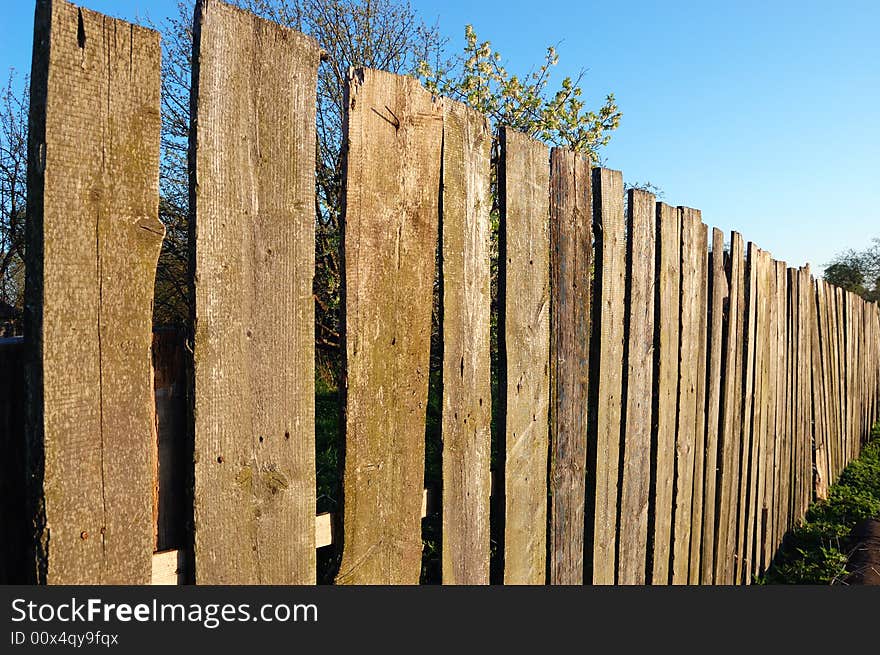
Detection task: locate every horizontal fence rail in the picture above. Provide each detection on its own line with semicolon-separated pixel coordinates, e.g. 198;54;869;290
1;0;879;586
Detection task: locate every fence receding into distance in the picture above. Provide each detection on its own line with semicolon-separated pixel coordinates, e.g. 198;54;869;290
1;0;879;585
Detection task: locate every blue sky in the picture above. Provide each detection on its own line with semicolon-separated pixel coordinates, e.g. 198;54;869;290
2;0;878;270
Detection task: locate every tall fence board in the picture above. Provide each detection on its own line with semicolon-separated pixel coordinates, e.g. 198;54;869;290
548;148;592;585
336;68;443;585
618;189;655;585
190;0;321;583
588;168;625;585
671;207;702;584
700;227;727;584
23;0;163;584
716;232;745;584
650;203;681;585
499;128;550;585
688;219;709;584
440;100;492;585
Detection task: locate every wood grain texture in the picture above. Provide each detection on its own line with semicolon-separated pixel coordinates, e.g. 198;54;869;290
336;68;442;585
440;100;492;585
811;278;829;500
190;0;321;584
589;168;625;585
24;0;163;584
650;203;681;585
700;227;727;584
735;243;759;584
548;148;592;585
772;261;787;549
688;220;708;584
618;189;655;585
671;207;701;585
715;233;745;584
499;128;550;585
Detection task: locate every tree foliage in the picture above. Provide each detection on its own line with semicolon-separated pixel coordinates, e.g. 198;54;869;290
824;239;880;302
0;71;27;336
419;24;620;160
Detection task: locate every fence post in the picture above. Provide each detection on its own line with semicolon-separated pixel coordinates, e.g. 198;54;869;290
336;68;443;585
24;0;163;584
189;0;322;584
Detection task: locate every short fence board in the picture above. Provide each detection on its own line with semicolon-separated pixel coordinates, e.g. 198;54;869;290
337;68;443;584
24;0;164;584
589;168;626;585
671;207;702;585
715;233;745;584
548;148;592;585
650;203;681;585
618;189;655;585
700;227;727;584
499;128;550;585
440;100;492;585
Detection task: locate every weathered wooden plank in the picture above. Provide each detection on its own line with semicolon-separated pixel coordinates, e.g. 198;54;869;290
440;100;492;585
800;267;814;517
650;203;681;585
758;255;778;574
671;206;701;585
715;232;744;585
773;263;789;546
190;1;321;584
688;220;709;584
548;148;592;585
588;168;625;585
336;68;442;585
735;243;759;584
24;0;163;584
499;128;550;585
700;227;727;584
617;189;655;585
748;249;770;580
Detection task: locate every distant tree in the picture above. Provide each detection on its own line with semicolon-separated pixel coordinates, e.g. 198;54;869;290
824;240;880;302
0;70;27;336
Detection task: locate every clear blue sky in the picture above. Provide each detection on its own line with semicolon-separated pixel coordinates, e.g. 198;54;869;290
2;0;878;270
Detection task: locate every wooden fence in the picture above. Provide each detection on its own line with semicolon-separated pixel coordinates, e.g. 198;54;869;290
1;0;879;585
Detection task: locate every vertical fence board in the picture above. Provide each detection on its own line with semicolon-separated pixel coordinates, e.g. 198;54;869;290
735;244;759;584
811;278;829;500
617;189;655;585
500;128;550;585
671;207;700;584
688;221;709;584
650;203;681;585
441;100;492;585
700;227;727;584
190;1;321;584
716;233;745;584
336;68;442;584
24;0;163;584
589;168;625;585
548;148;592;585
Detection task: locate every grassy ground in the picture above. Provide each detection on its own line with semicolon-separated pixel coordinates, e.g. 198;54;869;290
761;422;880;584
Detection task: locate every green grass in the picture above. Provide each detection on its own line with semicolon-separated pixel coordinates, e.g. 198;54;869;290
760;422;880;585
